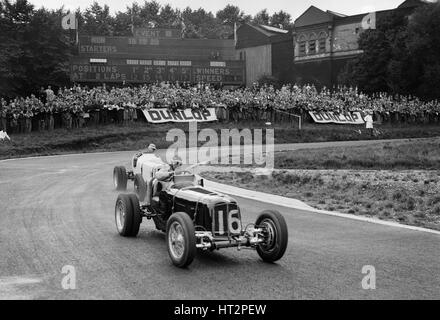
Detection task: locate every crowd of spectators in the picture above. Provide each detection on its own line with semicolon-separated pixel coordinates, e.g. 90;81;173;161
1;82;440;133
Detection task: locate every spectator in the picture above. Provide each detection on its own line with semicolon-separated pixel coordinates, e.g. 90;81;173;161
45;86;55;103
1;82;439;134
364;111;374;136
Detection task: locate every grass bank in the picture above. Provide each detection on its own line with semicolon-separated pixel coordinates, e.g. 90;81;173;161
1;121;440;160
276;138;440;170
202;137;440;231
202;170;440;231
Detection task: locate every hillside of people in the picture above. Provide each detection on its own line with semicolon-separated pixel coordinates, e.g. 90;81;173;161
1;83;440;134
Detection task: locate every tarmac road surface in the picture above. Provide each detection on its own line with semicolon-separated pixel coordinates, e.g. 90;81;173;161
0;150;439;299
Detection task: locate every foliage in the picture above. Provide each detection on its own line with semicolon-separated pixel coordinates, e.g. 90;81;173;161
0;0;295;99
339;2;440;100
0;0;71;98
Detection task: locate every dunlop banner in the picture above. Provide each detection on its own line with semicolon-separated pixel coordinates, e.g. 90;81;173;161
309;111;365;124
142;108;217;123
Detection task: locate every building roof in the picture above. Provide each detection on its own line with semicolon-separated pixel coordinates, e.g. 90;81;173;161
236;23;292;49
326;10;347;18
294;0;428;28
258;25;289;34
294;6;335;28
398;0;429;8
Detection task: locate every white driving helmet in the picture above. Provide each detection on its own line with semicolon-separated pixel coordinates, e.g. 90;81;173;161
147;143;157;152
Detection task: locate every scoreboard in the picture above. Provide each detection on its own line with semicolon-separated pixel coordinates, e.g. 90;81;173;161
70;58;245;84
71;28;245;85
77;36;237;60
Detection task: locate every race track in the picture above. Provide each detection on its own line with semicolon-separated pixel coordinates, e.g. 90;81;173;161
0;151;439;299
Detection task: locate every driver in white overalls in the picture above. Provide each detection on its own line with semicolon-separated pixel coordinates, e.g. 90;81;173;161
154;156;183;181
146;153;183;205
133;143;157;168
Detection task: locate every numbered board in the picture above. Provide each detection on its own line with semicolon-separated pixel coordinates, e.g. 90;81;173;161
70;58;245;84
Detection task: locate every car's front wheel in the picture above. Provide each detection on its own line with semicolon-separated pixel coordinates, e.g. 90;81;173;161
166;212;196;268
255;210;288;263
115;194;141;237
113;166;127;191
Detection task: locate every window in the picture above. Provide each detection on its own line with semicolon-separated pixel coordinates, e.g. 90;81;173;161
319;38;326;52
309;33;317;55
299;42;306;55
318;32;327;53
309;40;316;54
298;35;307;56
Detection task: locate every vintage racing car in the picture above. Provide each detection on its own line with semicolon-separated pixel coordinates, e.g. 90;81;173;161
112;152;288;268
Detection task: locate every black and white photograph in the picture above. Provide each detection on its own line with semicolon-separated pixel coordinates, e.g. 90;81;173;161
0;0;439;306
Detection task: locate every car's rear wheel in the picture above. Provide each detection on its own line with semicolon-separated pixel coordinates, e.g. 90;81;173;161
113;166;127;191
166;212;196;268
115;194;141;237
255;210;288;263
134;174;147;201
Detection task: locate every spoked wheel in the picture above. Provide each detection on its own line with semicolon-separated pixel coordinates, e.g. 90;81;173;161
255;210;288;263
113;166;127;191
115;194;141;237
166;212;196;268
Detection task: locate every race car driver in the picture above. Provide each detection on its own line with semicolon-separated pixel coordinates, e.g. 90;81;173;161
154;156;183;181
133;143;157;168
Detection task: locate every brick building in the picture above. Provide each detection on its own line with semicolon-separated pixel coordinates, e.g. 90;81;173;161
235;0;427;87
291;0;427;87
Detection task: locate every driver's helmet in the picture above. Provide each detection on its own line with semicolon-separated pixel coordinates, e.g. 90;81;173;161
147;143;157;152
171;155;183;170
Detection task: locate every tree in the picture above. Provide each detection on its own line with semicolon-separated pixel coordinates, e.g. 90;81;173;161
338;11;410;95
158;4;179;28
139;0;160;27
112;11;132;36
406;2;440;100
270;10;292;30
216;4;244;24
181;7;219;39
22;8;71;91
81;1;114;36
0;0;72;98
0;0;33;97
339;2;440;100
253;9;270;25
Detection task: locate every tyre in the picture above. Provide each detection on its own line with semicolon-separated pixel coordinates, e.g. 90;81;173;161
166;212;196;268
134;174;147;201
113;166;127;191
115;194;141;237
255;210;288;263
127;193;142;236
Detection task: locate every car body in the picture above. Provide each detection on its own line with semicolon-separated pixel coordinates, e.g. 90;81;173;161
113;152;288;267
